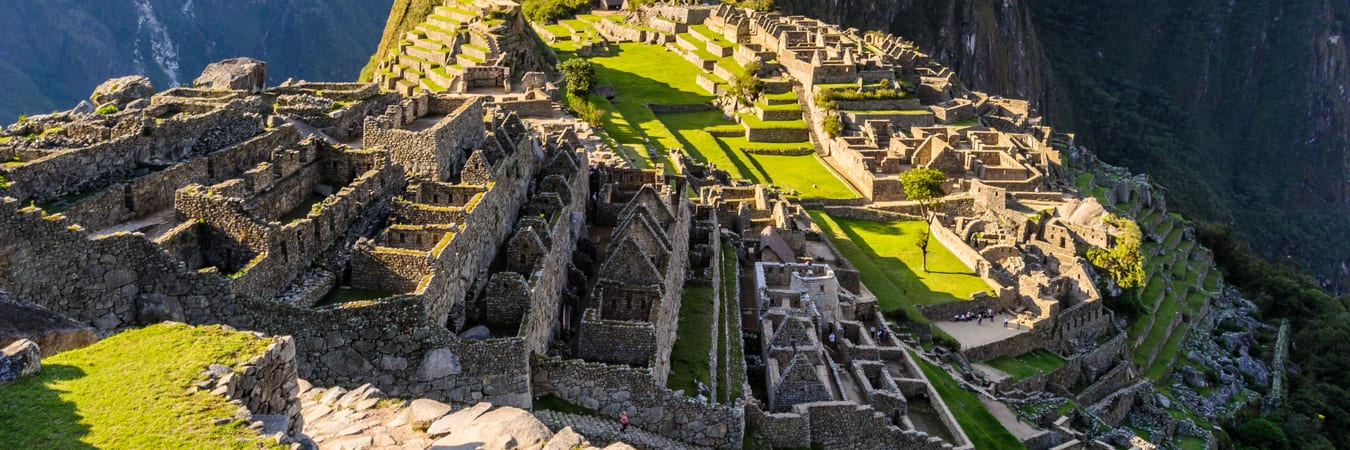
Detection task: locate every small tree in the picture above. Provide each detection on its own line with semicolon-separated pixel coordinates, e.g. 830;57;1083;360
728;63;763;107
900;167;947;272
557;58;596;98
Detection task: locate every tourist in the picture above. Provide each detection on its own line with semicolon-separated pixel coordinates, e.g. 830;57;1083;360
892;409;902;427
828;332;836;346
1003;318;1009;328
620;411;629;433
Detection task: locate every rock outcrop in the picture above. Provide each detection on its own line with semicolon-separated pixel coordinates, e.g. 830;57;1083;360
0;339;41;384
89;75;155;107
0;292;96;357
194;58;268;92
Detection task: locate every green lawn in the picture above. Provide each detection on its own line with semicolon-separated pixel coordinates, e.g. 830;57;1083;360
984;350;1067;381
657;111;856;199
910;350;1025;449
552;43;717;171
809;211;993;307
0;323;280;449
717;243;745;404
669;285;716;396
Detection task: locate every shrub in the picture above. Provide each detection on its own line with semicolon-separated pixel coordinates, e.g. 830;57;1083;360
814;86;907;107
95;104;118;115
721;0;774;12
557;58;596;97
823;114;843;138
565;93;604;127
522;0;590;23
1087;214;1145;289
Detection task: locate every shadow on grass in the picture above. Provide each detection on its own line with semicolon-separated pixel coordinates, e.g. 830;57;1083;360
0;364;95;449
833;221;969;306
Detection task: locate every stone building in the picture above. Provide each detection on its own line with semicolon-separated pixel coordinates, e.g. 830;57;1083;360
575;167;693;386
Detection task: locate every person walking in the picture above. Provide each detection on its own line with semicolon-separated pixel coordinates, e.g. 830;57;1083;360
1003;318;1009;328
620;411;629;433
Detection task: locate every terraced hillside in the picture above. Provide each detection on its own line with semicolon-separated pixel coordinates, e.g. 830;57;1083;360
541;13;857;199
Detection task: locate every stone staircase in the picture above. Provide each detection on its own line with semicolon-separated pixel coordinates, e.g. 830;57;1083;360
374;0;506;96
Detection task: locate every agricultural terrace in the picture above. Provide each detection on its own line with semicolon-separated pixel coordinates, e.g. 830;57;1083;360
548;25;856;199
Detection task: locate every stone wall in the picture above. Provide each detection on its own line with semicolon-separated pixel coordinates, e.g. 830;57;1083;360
532;356;744;448
209;333;305;436
743;125;809;143
747;400;965;450
2;98;267;203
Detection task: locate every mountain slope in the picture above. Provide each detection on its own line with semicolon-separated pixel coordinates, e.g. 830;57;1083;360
0;0;393;123
776;0;1350;277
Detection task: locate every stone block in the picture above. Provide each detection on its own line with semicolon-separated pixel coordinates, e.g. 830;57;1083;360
194;58;268;93
410;398;453;431
0;294;96;357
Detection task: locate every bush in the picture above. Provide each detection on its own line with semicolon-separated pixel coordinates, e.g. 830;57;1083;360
522;0;590;23
823;114;843;138
565;93;604;127
95;104;118;115
721;0;774;12
1086;214;1145;289
557;58;596;97
814;86;907;108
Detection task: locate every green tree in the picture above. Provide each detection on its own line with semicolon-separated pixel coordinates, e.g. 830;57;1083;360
1234;418;1290;450
900;167;946;272
557;58;595;97
1086;214;1145;289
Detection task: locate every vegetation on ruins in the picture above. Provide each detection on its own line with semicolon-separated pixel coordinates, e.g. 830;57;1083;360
0;323;278;449
822;113;843;138
94;104;117;115
813;86;907;110
522;0;590;24
719;0;775;12
726;62;764;107
1086;214;1145;290
900;167;946;272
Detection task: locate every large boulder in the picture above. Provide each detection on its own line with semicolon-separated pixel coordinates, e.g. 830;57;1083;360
90;75;155;107
194;58;267;92
429;405;552;450
0;292;96;357
0;339;41;384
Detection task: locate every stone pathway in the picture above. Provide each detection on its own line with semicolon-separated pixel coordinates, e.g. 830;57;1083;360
297;380;648;450
533;410;707;450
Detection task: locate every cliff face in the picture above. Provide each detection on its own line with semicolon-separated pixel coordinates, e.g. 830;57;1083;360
781;0;1350;274
0;0;393;123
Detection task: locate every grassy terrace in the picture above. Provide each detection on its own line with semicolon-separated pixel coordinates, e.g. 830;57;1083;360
658;111;854;199
550;40;855;198
716;243;745;403
0;323;280;449
910;350;1025;449
669;285;715;395
809;212;993;308
554;43;716;171
985;349;1067;381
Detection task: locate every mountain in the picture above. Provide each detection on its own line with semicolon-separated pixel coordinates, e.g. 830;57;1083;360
0;0;393;124
775;0;1350;279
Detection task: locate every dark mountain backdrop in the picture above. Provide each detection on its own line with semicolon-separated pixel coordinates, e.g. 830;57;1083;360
0;0;393;124
775;0;1350;282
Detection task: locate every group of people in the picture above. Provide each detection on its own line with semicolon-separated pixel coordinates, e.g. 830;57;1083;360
953;308;996;325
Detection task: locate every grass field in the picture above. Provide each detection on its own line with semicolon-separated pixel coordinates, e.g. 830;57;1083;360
657;111;856;199
808;211;993;308
984;349;1068;381
910;350;1026;449
549;41;858;198
669;285;715;395
0;323;279;449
